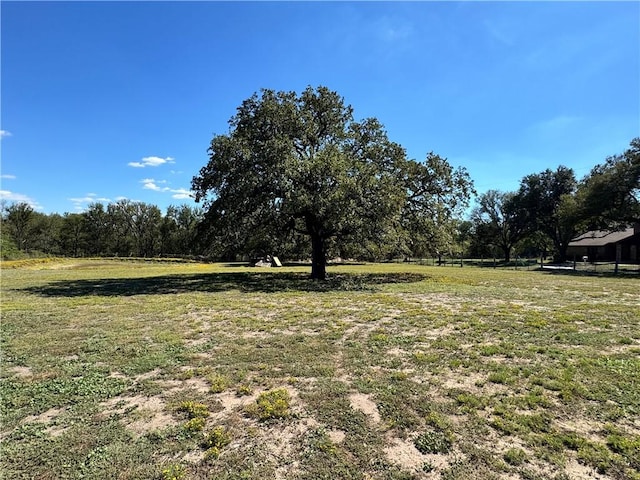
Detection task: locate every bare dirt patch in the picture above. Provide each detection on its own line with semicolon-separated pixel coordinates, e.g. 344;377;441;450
328;429;346;444
22;407;68;437
100;395;177;436
384;436;427;473
563;458;609;479
23;407;65;425
348;393;381;424
8;366;33;378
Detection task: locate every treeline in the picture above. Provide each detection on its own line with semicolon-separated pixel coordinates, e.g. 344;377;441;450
0;199;203;259
466;138;639;262
2;138;638;263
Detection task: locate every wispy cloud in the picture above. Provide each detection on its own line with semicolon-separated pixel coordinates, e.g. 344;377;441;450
0;190;42;210
128;156;175;168
170;188;193;200
139;178;193;200
0;130;12;139
68;193;111;211
141;178;169;192
1;174;17;180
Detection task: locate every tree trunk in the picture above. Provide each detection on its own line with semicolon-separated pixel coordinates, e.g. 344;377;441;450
310;233;326;280
557;244;569;263
503;246;511;263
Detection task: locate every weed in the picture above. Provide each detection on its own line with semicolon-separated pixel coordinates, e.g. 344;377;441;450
425;411;453;432
177;401;210;419
454;392;485;412
208;374;228;393
161;463;186;480
576;442;615;474
414;430;453;454
503;448;527;465
182;417;206;434
203;426;231;459
247;388;291;421
235;384;253;396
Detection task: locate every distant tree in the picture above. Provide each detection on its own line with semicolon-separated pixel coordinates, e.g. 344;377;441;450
514;166;579;262
2;202;34;252
110;200;161;257
515;231;553;260
160;204;203;256
401;153;475;260
470;190;527;262
579;137;640;229
60;213;85;257
192;86;472;279
107;201;135;256
83;203;111;255
30;212;62;254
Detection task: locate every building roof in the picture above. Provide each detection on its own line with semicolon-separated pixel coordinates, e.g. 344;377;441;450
569;227;635;247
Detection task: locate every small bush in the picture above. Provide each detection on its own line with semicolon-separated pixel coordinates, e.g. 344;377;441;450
248;388;291;420
177;401;210;419
504;448;527;465
203;426;231;459
235;384;253;396
161;463;186;480
414;430;453;454
182;417;206;434
209;374;228;393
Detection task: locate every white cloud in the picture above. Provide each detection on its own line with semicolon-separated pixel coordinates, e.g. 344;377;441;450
1;174;16;180
0;130;12;139
170;188;193;200
141;178;170;192
138;178;192;200
128;156;175;168
0;190;42;210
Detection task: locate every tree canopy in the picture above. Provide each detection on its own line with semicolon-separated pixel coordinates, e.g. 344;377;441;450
513;166;579;263
579;137;640;229
192;86;473;279
470;190;527;262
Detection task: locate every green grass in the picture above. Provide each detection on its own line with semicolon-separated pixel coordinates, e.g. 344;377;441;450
1;259;639;479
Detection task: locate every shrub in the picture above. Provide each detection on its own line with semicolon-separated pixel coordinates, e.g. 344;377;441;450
203;426;231;459
503;448;527;465
161;463;186;480
182;417;206;434
177;401;210;419
414;430;453;454
248;388;291;420
209;374;228;393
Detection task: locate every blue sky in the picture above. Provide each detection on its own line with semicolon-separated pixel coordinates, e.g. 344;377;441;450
1;1;638;215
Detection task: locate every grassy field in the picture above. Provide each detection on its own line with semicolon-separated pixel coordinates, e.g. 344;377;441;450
1;259;639;480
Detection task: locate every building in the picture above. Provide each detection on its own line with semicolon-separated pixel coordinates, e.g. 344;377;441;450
567;225;640;263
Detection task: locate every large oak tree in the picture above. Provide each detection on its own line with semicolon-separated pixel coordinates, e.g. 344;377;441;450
514;166;579;262
192;86;472;279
